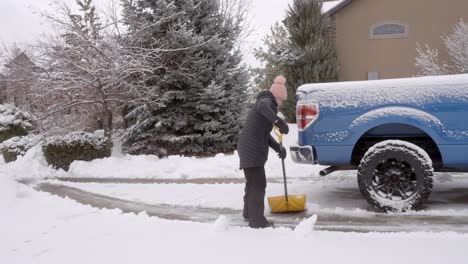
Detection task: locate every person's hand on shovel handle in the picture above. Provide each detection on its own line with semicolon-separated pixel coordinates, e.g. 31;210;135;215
278;146;287;159
274;117;289;135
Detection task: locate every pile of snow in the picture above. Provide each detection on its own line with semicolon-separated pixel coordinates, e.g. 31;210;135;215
0;104;34;132
68;152;242;179
0;124;320;180
66;124;321;179
294;214;318;238
110;129;125;157
213;215;231;232
0;145;65;179
45;129;267;179
0;172;17;209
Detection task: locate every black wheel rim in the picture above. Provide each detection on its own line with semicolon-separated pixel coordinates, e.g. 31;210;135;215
372;158;418;201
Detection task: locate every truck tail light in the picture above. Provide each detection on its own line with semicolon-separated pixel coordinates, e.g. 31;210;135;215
297;103;319;130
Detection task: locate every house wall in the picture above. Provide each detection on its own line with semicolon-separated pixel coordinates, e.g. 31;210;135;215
334;0;468;81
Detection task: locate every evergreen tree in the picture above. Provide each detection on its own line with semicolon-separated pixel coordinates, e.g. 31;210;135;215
255;0;338;122
253;22;289;93
282;0;338;122
122;0;249;156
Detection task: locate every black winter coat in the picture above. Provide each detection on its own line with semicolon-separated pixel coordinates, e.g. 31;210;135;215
237;91;281;169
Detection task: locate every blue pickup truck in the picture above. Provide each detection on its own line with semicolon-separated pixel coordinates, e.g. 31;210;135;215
290;74;468;212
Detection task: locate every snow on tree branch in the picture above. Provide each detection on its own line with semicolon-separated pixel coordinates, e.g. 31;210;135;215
415;43;450;76
416;19;468;76
24;0;204;139
443;19;468;74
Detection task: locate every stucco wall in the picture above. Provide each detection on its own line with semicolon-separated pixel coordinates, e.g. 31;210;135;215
334;0;468;81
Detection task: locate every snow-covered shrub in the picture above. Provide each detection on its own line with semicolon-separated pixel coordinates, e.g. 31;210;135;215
0;134;42;162
0;104;35;143
42;132;111;171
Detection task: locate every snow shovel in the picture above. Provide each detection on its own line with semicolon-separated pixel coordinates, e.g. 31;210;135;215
267;128;306;213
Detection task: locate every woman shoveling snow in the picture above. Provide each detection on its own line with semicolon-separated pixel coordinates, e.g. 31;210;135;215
237;75;289;228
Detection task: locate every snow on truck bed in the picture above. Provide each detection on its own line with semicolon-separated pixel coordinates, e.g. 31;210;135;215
297;74;468;107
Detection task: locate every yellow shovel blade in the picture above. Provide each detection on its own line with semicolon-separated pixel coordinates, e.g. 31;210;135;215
268;194;306;213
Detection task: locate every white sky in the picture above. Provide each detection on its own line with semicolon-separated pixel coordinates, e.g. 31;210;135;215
0;0;51;46
0;0;340;67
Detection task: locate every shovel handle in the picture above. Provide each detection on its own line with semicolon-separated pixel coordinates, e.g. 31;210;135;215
274;127;288;203
273;126;283;143
281;155;289;203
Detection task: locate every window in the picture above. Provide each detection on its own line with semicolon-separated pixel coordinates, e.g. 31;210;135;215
370;22;408;39
368;72;379;80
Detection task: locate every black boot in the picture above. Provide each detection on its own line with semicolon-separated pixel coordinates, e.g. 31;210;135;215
250;220;275;229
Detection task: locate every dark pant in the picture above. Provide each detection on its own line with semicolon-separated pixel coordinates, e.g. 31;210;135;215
243;167;268;227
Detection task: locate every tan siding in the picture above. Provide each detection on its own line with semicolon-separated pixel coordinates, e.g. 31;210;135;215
328;15;337;42
334;0;468;81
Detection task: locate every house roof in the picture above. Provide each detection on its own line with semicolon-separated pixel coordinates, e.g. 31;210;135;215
4;52;35;69
324;0;353;15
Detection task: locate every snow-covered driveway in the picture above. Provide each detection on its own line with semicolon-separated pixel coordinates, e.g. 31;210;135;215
34;170;468;233
4;178;468;264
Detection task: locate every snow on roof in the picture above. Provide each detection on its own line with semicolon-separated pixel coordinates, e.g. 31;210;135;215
322;0;346;14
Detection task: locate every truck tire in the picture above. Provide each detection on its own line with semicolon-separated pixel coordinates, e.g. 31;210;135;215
357;140;434;212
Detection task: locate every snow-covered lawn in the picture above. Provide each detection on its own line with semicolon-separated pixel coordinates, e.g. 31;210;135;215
65;136;318;179
2;124;468;263
2;176;468;264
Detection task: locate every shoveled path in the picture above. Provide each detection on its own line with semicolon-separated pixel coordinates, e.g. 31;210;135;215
34;182;468;233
